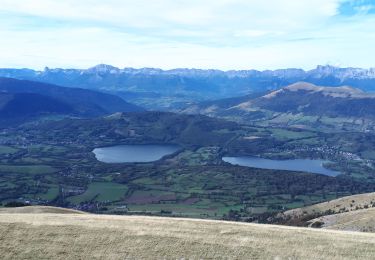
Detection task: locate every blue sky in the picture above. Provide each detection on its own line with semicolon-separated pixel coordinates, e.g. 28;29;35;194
0;0;374;70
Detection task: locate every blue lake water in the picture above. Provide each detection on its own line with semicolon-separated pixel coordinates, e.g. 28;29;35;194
222;156;341;177
93;144;180;163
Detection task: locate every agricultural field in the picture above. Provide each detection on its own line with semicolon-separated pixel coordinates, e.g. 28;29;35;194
269;128;317;141
0;112;375;221
67;182;128;204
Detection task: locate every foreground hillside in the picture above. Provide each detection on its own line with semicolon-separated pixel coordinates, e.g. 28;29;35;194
0;206;85;214
1;207;375;259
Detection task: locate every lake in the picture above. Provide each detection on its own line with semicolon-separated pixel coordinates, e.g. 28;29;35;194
222;156;340;176
93;144;180;163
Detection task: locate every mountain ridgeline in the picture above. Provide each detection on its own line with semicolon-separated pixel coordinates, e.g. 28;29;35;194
2;64;375;110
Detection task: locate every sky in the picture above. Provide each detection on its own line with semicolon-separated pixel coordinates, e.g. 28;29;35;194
0;0;374;70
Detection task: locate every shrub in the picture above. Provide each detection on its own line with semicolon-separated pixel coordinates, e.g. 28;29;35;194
4;201;29;207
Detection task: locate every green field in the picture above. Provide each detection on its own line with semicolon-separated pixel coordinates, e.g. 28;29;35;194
270;128;316;140
0;165;57;174
36;186;59;201
0;146;18;154
68;182;128;204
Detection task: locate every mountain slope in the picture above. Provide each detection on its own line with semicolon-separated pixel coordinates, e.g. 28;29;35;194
277;192;375;229
0;77;143;117
242;82;375;119
183;91;268;117
1;207;375;259
184;82;375;131
0;92;74;117
309;207;375;232
283;191;375;219
0;92;76;126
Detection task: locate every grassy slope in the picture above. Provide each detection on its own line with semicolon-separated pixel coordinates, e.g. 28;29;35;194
279;192;375;232
1;207;375;259
309;207;375;232
283;192;375;218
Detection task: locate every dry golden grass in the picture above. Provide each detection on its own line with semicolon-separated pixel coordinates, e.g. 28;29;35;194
1;207;375;259
283;192;375;218
310;207;375;232
0;206;85;214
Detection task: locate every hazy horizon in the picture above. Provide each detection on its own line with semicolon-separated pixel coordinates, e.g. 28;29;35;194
2;63;375;72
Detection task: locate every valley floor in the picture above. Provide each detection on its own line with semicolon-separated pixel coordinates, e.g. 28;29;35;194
1;207;375;259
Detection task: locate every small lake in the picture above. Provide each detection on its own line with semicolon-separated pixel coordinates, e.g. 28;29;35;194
93;144;180;163
222;156;341;177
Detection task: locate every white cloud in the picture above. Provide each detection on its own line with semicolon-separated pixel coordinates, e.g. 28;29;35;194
233;30;284;38
0;0;340;31
0;0;374;70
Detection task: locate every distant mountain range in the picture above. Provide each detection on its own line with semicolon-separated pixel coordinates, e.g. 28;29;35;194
183;82;375;131
0;77;143;125
1;65;375;110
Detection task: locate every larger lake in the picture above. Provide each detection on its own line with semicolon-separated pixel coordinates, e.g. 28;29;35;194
93;144;180;163
222;156;340;176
